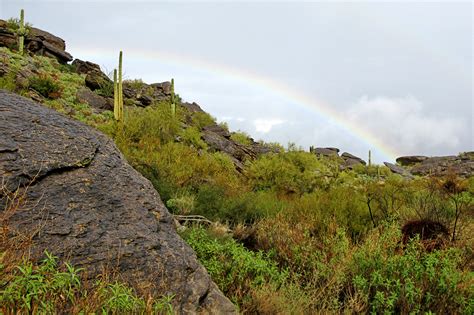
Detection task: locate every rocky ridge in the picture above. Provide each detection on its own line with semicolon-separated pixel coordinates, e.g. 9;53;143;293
0;19;72;63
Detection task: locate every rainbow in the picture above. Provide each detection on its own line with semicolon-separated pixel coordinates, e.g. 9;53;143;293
70;46;399;161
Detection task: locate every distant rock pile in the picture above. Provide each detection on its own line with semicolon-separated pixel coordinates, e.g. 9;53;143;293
309;147;473;178
310;146;367;169
391;152;474;178
0;19;73;63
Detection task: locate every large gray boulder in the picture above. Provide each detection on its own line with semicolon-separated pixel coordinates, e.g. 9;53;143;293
0;90;236;314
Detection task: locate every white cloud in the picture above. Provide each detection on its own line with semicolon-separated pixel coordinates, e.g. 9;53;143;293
346;96;465;155
253;119;286;133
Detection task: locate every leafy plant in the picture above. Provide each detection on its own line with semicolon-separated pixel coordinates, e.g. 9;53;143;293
28;74;62;99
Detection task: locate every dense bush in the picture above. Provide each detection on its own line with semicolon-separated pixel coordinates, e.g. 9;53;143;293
28;74;62;99
182;227;287;309
348;225;473;314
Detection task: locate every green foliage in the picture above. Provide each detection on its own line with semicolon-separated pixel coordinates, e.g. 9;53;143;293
182;227;287;306
349;225;473;314
166;191;195;215
230;131;252;146
0;252;174;314
192;111;216;129
179;126;208;150
247;150;338;195
28;74;62;99
123;78;146;90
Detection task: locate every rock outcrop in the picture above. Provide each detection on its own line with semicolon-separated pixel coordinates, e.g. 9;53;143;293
396;155;429;166
0;90;236;314
72;59;112;91
0;19;73;63
386;153;474;178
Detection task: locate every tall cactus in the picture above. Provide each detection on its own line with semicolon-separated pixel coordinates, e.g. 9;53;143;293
170;78;176;116
113;69;118;120
368;150;372;166
118;51;123;121
113;51;124;122
18;9;25;55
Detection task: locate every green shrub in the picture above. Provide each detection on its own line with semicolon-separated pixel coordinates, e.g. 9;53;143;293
192;111;215;129
179;126;207;150
0;252;174;314
28;74;62;99
182;227;287;307
349;225;473;314
230;131;252;146
246;151;337;195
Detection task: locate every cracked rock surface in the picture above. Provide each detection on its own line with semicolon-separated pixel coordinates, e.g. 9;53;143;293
0;90;236;314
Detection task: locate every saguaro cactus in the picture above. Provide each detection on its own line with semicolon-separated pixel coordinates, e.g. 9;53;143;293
170;78;176;116
118;51;123;121
368;150;372;167
113;69;118;120
18;9;25;55
113;51;124;122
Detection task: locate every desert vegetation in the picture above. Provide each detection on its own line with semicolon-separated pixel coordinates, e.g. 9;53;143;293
0;29;473;313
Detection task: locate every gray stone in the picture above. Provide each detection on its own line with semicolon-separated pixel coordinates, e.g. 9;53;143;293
0;90;236;314
396;155;429;166
76;87;112;111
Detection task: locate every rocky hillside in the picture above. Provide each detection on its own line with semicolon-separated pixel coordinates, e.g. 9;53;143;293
1;18;473;314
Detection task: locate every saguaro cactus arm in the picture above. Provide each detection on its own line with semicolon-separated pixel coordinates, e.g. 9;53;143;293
170;78;176;116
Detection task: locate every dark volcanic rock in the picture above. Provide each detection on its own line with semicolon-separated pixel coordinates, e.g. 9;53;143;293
340;152;366;169
410;154;473;177
76;87;113;111
182;102;205;113
0;90;236;314
137;94;153;107
0;19;73;63
386;152;474;178
72;59;101;74
202;128;256;171
203;124;231;138
396;155;429;166
312;147;340;157
384;162;414;179
72;59;112;91
85;72;112;91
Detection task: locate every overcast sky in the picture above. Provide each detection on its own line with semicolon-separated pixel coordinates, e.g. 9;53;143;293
1;1;472;162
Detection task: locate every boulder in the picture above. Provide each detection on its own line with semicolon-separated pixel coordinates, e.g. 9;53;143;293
410;155;473;177
340;152;366;169
76;87;113;111
311;147;340;157
202;128;256;171
203;124;231;139
85;72;112;91
384;162;414;179
0;90;236;314
182;102;205;113
72;59;101;74
385;152;474;178
0;19;73;63
137;94;154;107
396;155;429;166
